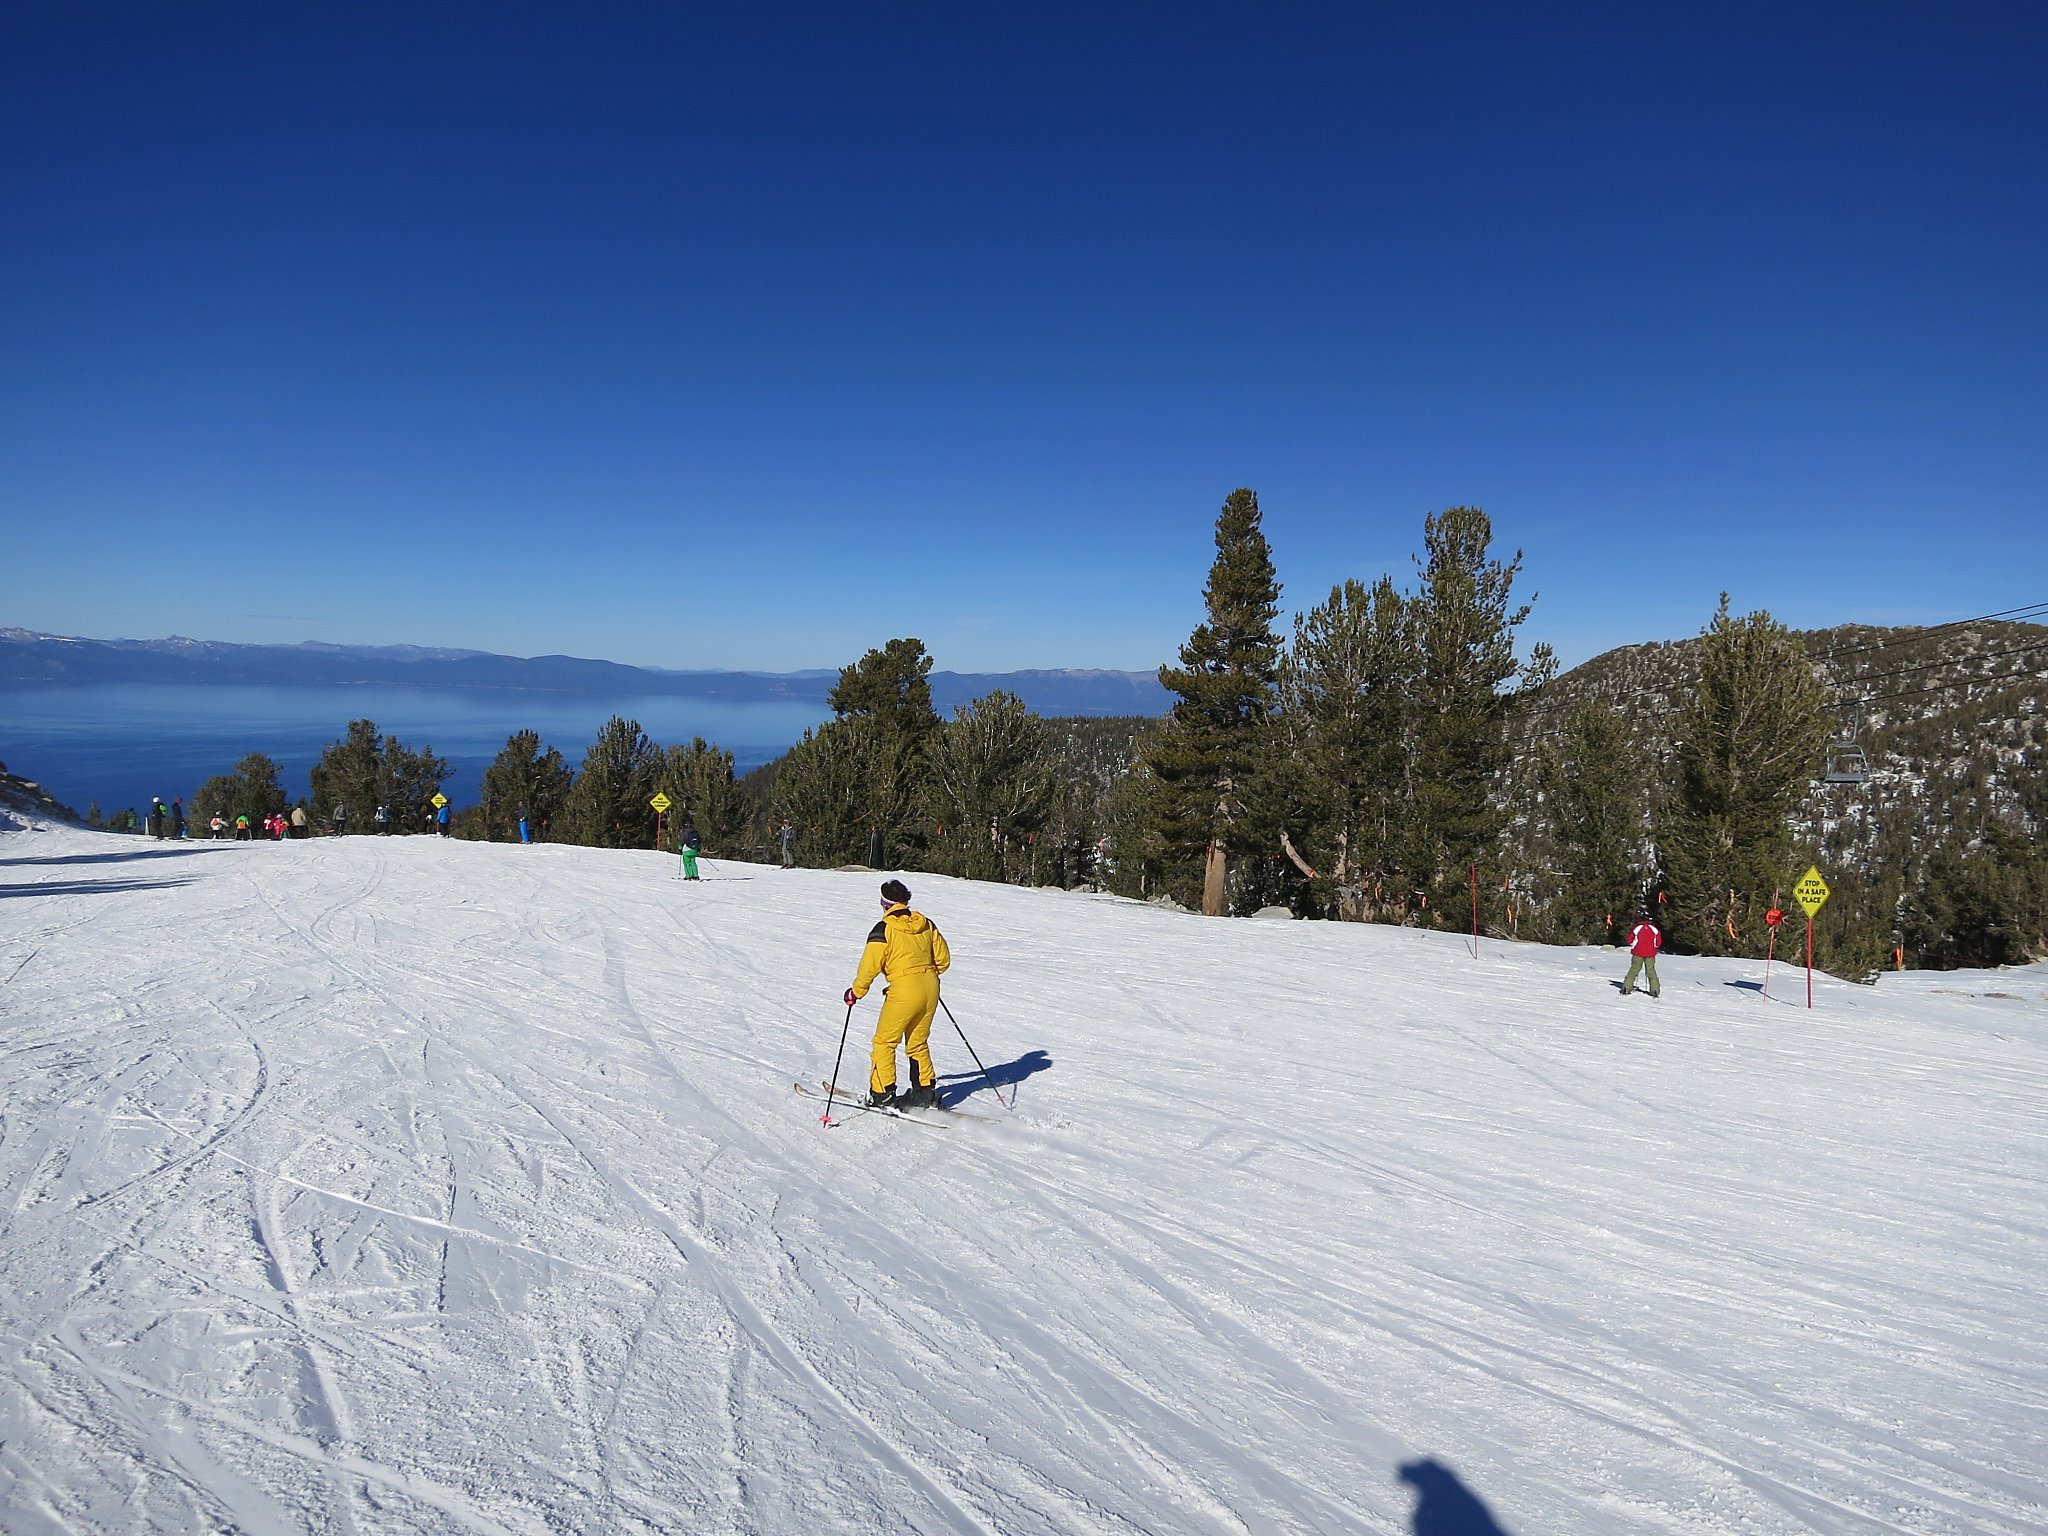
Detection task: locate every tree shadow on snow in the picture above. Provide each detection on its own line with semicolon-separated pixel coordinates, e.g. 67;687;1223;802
0;846;216;869
1398;1459;1517;1535
939;1049;1052;1106
0;877;196;899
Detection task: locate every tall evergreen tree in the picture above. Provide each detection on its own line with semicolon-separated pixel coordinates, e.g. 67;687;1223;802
829;638;940;738
477;730;573;841
1657;596;1829;954
1275;577;1415;919
782;636;944;868
381;734;452;829
309;720;449;831
309;720;382;829
925;691;1054;882
1147;488;1283;915
770;718;891;867
562;716;662;848
1537;699;1648;942
657;736;750;853
192;752;288;829
1404;506;1539;917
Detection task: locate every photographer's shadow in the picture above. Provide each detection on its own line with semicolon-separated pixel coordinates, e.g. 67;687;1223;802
1399;1459;1515;1535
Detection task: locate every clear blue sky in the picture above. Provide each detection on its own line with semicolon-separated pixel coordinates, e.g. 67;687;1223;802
4;3;2043;673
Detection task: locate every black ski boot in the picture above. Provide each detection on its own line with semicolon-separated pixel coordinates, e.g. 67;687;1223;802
868;1086;898;1110
899;1081;939;1110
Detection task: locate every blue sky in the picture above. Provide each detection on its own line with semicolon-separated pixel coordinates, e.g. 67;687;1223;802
4;3;2043;673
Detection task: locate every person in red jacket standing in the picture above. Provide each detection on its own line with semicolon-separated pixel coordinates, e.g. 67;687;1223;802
1622;912;1662;997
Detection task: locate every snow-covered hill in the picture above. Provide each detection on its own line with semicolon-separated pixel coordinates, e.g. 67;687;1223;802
2;817;2042;1534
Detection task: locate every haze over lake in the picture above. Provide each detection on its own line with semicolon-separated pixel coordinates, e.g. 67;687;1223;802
1;683;834;817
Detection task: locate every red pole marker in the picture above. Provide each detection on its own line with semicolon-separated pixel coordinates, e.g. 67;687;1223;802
1806;917;1815;1009
1764;907;1783;997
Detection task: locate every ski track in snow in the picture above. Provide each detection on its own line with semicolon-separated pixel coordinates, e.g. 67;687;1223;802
2;821;2045;1534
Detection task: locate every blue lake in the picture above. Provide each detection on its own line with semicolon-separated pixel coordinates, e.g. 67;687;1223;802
0;684;834;818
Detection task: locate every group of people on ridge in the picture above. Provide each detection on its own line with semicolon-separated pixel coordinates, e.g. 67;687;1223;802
205;810;300;840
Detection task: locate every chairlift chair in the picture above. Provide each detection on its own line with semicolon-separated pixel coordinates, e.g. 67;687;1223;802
1822;709;1871;785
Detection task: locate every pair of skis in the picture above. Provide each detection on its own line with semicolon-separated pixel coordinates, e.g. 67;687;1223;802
795;1081;994;1127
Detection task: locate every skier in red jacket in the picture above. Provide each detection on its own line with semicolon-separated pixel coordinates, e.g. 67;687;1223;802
1622;913;1662;997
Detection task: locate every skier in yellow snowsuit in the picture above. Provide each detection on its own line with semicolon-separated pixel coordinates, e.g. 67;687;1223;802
844;879;950;1108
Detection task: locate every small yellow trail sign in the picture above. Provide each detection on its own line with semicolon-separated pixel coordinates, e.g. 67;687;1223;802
649;792;673;813
1792;866;1830;918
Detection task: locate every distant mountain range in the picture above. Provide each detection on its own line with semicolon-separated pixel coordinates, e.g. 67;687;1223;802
0;629;1172;717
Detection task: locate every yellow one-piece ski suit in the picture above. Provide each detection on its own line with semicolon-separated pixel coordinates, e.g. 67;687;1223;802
850;903;951;1096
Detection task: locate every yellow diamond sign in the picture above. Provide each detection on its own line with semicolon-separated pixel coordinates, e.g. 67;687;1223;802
430;793;448;809
649;792;673;813
1792;866;1830;918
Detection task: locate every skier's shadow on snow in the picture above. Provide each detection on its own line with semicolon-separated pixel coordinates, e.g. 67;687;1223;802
0;876;196;899
0;846;215;869
1398;1459;1516;1535
940;1049;1051;1105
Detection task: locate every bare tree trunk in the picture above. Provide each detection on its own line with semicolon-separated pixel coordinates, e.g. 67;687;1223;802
1203;838;1227;917
1334;825;1362;923
1279;829;1319;882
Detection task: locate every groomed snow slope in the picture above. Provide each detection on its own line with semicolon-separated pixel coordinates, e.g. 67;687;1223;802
2;818;2043;1535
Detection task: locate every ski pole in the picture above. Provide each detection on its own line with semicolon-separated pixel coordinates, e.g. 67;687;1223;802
938;997;1010;1110
823;1000;855;1126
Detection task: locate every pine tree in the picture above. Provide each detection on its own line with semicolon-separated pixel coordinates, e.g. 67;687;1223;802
1657;597;1829;954
562;716;662;848
477;730;573;841
1404;506;1538;918
1537;699;1647;942
193;752;288;830
1147;488;1283;915
771;719;891;867
925;691;1054;882
308;720;449;831
657;736;749;853
829;638;940;738
310;720;383;829
783;637;945;869
1275;577;1415;919
382;734;452;830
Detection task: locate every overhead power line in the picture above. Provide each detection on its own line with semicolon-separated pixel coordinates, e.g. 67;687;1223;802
1804;601;2048;667
1835;636;2048;694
